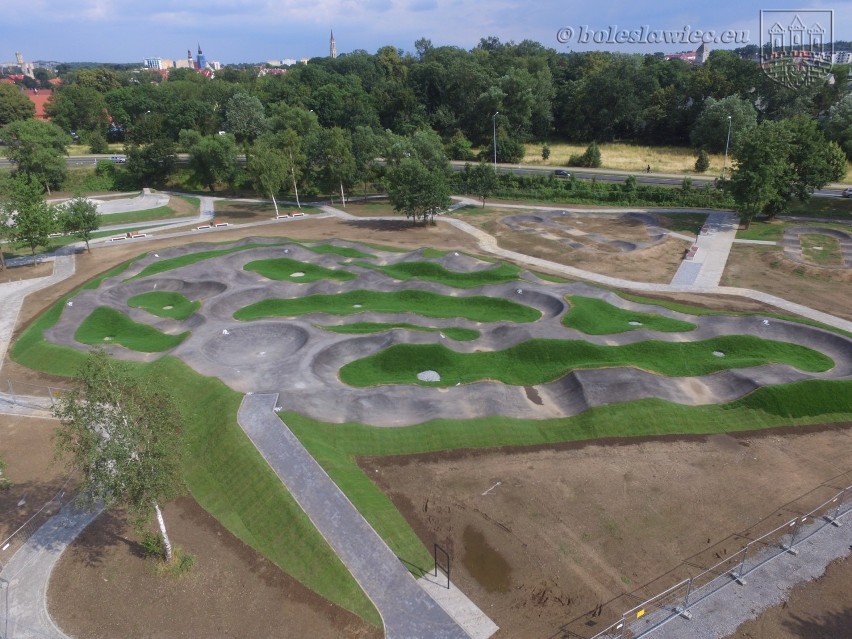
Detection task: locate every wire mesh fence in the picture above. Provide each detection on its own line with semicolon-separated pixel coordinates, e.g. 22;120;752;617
0;379;68;412
583;480;852;639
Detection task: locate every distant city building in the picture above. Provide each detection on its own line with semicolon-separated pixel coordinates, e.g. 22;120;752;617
664;51;697;62
330;30;337;59
196;44;207;70
832;51;852;64
143;57;165;70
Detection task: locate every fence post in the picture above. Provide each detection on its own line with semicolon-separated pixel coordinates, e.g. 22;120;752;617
782;517;802;555
827;487;848;527
676;577;694;620
733;543;750;585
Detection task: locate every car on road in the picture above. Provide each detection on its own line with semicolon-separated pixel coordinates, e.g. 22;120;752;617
110;155;127;164
554;169;571;177
842;187;852;198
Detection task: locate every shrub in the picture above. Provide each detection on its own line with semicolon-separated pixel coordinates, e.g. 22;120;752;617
89;131;109;154
541;142;550;160
568;141;602;168
695;149;710;173
140;531;165;558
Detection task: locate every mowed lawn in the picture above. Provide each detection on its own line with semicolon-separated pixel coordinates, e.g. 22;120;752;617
320;322;480;341
128;291;201;320
74;307;188;352
563;295;696;334
244;257;357;282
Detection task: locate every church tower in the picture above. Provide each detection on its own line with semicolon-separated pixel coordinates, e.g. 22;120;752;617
330;30;337;59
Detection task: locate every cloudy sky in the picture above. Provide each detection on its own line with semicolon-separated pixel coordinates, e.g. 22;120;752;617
1;0;850;64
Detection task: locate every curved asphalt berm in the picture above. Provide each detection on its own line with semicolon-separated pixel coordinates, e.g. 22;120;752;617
237;393;477;639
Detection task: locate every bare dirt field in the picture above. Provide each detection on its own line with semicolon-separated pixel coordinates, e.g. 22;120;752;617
724;554;852;639
48;498;381;639
456;207;691;283
721;245;852;321
364;427;852;638
0;260;54;284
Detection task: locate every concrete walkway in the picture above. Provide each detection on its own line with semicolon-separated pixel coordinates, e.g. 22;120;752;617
0;501;101;639
671;211;739;287
237;393;493;639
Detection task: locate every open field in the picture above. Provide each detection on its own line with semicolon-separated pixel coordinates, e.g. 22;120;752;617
521;142;726;174
4;210;852;639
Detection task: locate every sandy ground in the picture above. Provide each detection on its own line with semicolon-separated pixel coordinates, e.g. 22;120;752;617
363;427;852;638
0;261;55;284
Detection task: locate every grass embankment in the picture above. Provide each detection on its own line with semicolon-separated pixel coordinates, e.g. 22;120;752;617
616;291;852;339
564;296;696;334
339;337;833;387
128;291;201;320
284;375;852;575
130;242;287;280
354;261;521;288
235;290;541;323
245;258;356;282
737;220;852;242
801;234;844;266
301;243;376;259
74;307;188;352
320;322;480;341
10;278;381;627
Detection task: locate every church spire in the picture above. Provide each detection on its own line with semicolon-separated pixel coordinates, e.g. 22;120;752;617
330;29;337;59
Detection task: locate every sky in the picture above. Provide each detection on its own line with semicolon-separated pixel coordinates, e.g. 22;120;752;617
0;0;850;64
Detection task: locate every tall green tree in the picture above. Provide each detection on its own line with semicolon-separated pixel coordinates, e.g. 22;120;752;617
7;176;56;264
60;195;100;252
189;134;239;192
467;161;497;207
224;92;267;156
308;127;356;206
386;157;451;225
690;95;758;153
54;350;185;563
44;84;111;135
125;138;177;187
246;143;288;216
0;84;36;126
0;119;70;194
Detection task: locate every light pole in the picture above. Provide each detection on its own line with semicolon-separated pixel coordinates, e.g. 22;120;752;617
492;111;499;167
721;115;732;180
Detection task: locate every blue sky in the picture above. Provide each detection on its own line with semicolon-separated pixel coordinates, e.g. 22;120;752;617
1;0;850;64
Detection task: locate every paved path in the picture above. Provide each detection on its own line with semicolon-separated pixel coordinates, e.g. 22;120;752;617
671;211;739;287
0;501;101;639
237;393;489;639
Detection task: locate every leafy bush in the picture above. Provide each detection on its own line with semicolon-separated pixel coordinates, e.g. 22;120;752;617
140;531;165;558
695;149;710;173
89;131;109;154
541;142;550;160
568;141;602;168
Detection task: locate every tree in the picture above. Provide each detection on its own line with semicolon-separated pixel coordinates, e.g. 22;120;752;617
246;143;288;216
694;149;710;173
0;119;70;194
467;161;497;207
386;157;451;225
54;350;185;563
350;126;382;198
823;93;852;159
690;95;758;153
7;176;56;264
224;92;267;155
0;84;35;126
125;138;177;187
44;84;110;136
189;134;239;192
308;127;356;205
446;130;474;161
60;195;99;252
541;142;550;161
0;174;12;271
569;141;602;168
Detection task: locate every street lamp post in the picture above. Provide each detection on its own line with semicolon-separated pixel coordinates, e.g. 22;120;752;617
492;111;499;167
722;115;732;180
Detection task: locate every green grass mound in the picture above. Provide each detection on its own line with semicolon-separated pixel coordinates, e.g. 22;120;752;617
235;289;541;323
245;257;356;282
355;260;521;288
319;322;480;341
302;243;376;259
128;291;201;320
130;243;286;280
75;307;188;352
340;336;833;387
564;295;696;334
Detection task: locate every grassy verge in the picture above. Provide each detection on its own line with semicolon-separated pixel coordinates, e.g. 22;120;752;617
283;377;852;575
98;205;185;227
564;295;697;334
10;285;381;627
128;291;201;320
245;258;356;282
74;307;188;352
235;289;541;323
615;291;852;339
800;234;843;266
339;337;832;387
319;322;480;341
738;219;852;242
659;212;709;235
354;260;521;288
130;242;287;280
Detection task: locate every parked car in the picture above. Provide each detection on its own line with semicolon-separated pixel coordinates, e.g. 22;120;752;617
842;187;852;198
554;169;571;177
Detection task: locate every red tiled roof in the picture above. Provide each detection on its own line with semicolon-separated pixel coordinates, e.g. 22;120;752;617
23;89;53;120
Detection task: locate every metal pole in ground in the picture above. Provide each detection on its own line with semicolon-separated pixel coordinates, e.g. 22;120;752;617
827;486;849;527
0;576;8;639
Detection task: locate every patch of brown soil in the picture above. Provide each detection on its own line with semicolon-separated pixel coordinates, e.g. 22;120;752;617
0;416;69;542
48;496;381;639
725;554;852;639
0;260;54;283
362;427;852;638
722;245;852;321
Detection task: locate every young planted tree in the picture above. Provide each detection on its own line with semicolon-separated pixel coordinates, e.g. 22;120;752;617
8;176;55;265
468;161;497;207
694;149;711;173
246;144;288;216
60;195;100;252
386;157;451;225
53;350;185;563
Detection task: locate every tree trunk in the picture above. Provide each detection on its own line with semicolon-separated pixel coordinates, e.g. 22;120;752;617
289;152;301;209
0;247;6;271
154;501;174;563
271;193;279;217
339;181;346;207
31;246;37;267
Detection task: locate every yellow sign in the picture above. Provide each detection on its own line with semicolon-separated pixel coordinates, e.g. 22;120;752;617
637;609;646;619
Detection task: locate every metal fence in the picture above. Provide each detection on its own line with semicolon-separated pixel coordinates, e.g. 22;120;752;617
0;380;68;412
585;481;852;639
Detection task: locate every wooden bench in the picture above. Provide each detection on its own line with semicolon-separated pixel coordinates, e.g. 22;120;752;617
290;211;304;217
